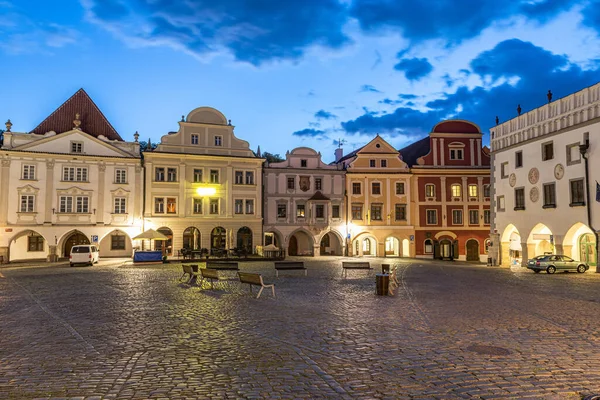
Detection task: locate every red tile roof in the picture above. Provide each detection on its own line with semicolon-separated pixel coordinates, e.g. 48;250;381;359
31;89;123;141
432;120;480;134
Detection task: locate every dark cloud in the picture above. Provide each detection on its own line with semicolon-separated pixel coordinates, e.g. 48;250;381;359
314;110;337;120
581;0;600;36
394;57;433;80
83;0;350;65
360;84;381;93
342;39;599;136
293;128;327;138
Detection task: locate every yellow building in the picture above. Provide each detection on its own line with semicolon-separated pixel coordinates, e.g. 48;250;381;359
337;135;414;257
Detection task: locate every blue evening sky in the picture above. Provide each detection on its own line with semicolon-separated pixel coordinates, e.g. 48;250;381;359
1;0;599;161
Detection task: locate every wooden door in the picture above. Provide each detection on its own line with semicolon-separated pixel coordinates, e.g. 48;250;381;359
466;240;479;261
64;233;90;257
289;236;298;256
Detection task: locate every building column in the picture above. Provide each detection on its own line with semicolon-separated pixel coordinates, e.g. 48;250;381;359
477;176;484;227
461;176;468;225
500;242;510;266
134;165;142;220
96;162;106;225
44;159;55;224
0;246;8;264
441;176;447;227
47;244;58;262
0;158;11;225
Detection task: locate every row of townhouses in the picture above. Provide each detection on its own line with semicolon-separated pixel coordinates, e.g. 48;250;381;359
1;89;493;263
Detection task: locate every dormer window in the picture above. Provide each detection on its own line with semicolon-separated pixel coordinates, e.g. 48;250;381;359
449;149;463;160
214;136;222;146
191;134;199;145
380;159;387;167
301;159;307;167
71;141;83;153
369;159;376;167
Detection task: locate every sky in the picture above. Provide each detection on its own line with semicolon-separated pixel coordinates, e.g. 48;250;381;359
1;0;599;162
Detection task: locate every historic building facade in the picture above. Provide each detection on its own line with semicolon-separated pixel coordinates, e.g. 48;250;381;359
400;120;491;262
0;89;143;262
337;135;414;257
489;82;600;270
143;107;263;257
263;147;345;256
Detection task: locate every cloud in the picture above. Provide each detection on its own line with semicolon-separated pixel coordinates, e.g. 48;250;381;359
360;84;381;93
394;57;433;80
341;39;600;136
314;110;337;120
292;128;327;138
81;0;351;65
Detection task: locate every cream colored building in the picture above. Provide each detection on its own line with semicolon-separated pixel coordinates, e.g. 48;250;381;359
0;89;143;262
143;107;263;256
263;147;345;256
489;82;600;270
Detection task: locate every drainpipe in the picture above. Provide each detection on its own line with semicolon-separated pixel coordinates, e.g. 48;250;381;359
579;138;599;272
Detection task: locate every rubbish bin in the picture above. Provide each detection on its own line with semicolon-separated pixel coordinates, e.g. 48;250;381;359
381;263;391;274
376;273;389;296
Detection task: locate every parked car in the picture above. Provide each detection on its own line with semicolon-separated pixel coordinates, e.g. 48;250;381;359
70;245;100;267
527;254;589;274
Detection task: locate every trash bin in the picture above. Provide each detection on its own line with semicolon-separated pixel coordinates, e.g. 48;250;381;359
381;263;391;274
376;274;389;296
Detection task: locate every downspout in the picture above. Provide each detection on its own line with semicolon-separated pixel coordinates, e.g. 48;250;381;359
580;138;600;272
140;149;146;250
345;188;349;257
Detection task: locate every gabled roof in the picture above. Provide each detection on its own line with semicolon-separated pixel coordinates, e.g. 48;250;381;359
31;89;123;141
308;191;330;201
336;145;364;164
398;136;430;167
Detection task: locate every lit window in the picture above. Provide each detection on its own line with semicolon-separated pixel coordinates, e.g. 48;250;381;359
166;198;176;214
296;204;305;218
425;184;435;198
468;184;478;198
451;184;461;198
277;204;287;218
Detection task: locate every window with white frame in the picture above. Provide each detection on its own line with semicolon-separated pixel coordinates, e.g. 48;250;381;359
114;197;126;214
59;196;89;213
191;134;199;145
449;148;464;160
210;198;219;214
76;196;89;213
332;205;340;218
352;182;361;195
22;165;36;180
369;159;376;167
501;162;508;178
154;198;164;213
214;136;222;146
193;198;203;214
246;199;254;214
245;171;254;185
426;209;437;225
115;169;127;184
468;184;478;198
235;171;244;184
277;204;287;218
372;182;381;195
60;196;73;213
452;209;463;225
235;199;243;214
20;195;35;212
566;143;581;166
210;169;219;184
193;169;202;183
396;182;405;195
483;184;491;198
63;167;88;182
166;198;176;213
155;167;165;181
315;178;322;190
380;159;387;167
167;168;177;182
484;209;491;224
425;184;435;198
70;141;83;153
469;209;479;224
451;184;461;198
424;239;433;254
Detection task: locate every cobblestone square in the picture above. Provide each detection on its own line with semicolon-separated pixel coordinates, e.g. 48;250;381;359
1;258;599;399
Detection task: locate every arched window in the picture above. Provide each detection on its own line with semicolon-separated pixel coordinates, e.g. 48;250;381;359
424;239;433;254
425;184;435;198
451;184;462;198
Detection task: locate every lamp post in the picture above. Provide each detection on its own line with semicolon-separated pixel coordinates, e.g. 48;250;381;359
579;139;599;272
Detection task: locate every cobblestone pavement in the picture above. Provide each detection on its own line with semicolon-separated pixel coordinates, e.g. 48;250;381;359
1;258;599;399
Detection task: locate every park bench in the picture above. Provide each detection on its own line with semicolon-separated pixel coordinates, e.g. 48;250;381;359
341;261;373;278
199;267;223;289
274;261;307;277
206;261;239;270
237;272;275;299
180;264;200;284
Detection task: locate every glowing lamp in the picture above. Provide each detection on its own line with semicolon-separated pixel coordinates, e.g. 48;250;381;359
196;187;217;196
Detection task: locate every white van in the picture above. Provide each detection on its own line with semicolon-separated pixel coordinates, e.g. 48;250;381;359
70;245;99;267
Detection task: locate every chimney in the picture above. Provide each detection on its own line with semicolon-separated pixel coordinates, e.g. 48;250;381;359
335;147;343;162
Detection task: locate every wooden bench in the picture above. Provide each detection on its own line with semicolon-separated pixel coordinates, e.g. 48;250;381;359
274;261;307;277
238;272;275;299
206;261;239;270
341;261;373;278
199;268;223;289
180;264;201;284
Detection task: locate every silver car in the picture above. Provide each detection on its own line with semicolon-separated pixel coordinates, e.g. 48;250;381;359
527;254;589;274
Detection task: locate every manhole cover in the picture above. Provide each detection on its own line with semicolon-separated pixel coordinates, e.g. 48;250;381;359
466;344;511;356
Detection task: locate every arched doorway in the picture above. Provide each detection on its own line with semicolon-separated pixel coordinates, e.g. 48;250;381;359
320;232;342;255
99;230;132;258
501;224;522;266
363;237;372;255
264;231;281;248
64;231;89;257
211;227;226;255
289;235;298;256
183;227;201;250
385;237;400;256
528;223;554;258
466;239;480;261
439;239;452;259
579;234;596;266
237;227;253;253
402;239;410;257
564;222;596;266
288;230;313;256
8;230;48;262
320;233;330;255
155;227;173;256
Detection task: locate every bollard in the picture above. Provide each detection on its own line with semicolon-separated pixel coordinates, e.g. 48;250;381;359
375;274;389;296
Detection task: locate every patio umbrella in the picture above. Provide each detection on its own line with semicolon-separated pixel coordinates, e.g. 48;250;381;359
132;229;168;241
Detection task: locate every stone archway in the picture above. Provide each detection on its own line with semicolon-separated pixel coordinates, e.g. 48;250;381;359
211;227;226;255
500;224;522;266
99;230;133;258
527;223;554;260
183;227;201;250
237;227;253;253
63;231;90;258
288;230;313;256
155;227;173;256
564;222;596;266
385;237;400;256
8;230;49;262
319;232;342;256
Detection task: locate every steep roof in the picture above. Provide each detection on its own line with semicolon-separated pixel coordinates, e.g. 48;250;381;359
432;120;480;134
336;145;365;164
31;89;123;141
398;137;430;167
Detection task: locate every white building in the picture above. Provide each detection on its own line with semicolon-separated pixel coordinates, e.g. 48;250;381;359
143;107;263;257
263;147;346;256
489;82;600;271
0;89;143;262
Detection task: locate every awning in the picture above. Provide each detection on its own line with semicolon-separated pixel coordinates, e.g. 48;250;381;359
132;229;168;241
509;240;522;251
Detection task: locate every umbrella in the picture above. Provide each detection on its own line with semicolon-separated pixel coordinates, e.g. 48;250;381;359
132;229;168;241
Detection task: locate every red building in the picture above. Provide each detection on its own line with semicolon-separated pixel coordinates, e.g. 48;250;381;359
400;120;491;261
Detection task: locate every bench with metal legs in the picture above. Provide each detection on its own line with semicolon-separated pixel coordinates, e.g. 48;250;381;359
237;272;275;299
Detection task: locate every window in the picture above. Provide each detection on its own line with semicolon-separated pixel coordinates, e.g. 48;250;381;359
395;204;406;221
332;205;340;218
75;196;89;213
315;178;322;191
191;134;199;145
28;234;44;252
426;210;437;225
468;184;478;198
63;167;88;182
469;210;479;225
193;198;203;214
71;141;83;153
246;199;254;214
166;198;176;214
484;184;491;198
369;159;376;167
372;182;381;195
543;183;556;208
452;209;463;225
542;142;554;161
300;159;307;167
352;182;361;195
484;209;491;224
210;169;219;184
235;171;244;184
425;184;435;198
501;162;508;178
111;234;126;250
380;159;387;167
424;239;433;254
193;169;202;183
277;204;287;218
449;148;463;160
58;196;88;213
451;184;461;198
113;197;126;214
570;179;585;206
515;151;523;168
20;195;35;212
155;167;165;181
115;169;127;184
154;198;164;213
235;199;243;214
371;204;382;220
214;136;222;146
167;168;177;182
566;143;581;165
210;198;219;214
352;204;363;220
315;204;324;218
497;195;505;212
396;182;405;195
245;171;254;185
22;165;36;180
514;188;525;210
287;177;295;190
296;204;305;218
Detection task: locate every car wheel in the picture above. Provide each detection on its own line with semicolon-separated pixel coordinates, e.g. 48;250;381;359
533;269;540;273
577;264;586;273
547;265;556;274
